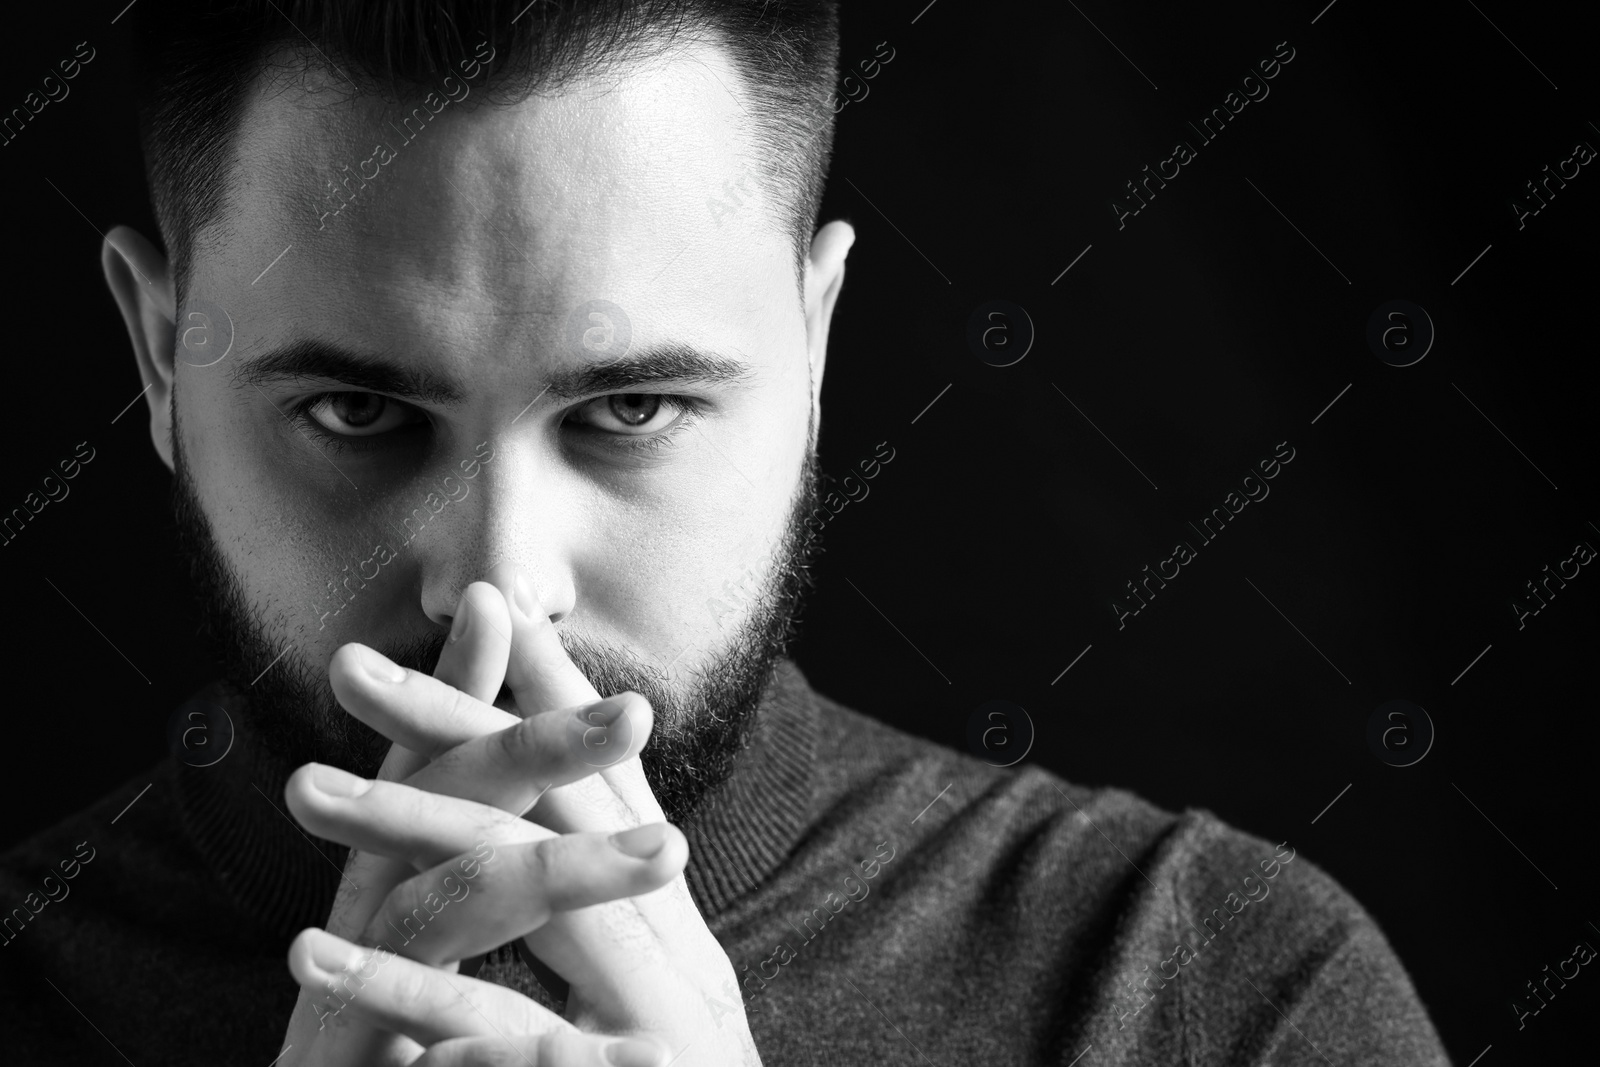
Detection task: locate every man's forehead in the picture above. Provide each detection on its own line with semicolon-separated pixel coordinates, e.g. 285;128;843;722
196;38;790;387
229;37;760;232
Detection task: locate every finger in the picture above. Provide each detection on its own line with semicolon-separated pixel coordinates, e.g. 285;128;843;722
482;566;726;1019
414;693;652;818
314;575;695;1038
329;641;516;762
288;928;565;1047
485;563;665;833
288;758;702;1027
284;763;689;1007
365;582;514;790
484;561;600;713
297;584;514;1066
299;757;428;1064
285;764;550;868
435;581;514;705
409;1032;667;1067
328;653;648;795
325;582;514;914
280;990;425;1067
315;647;690;1022
361;825;688;965
319;583;513;910
326;656;654;815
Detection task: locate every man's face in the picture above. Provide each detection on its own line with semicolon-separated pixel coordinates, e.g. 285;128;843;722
157;40;838;815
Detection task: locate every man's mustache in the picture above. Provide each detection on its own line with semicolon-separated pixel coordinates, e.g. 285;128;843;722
372;628;649;718
382;631;450;677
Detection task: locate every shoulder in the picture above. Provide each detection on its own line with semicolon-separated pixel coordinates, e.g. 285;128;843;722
1122;812;1449;1065
808;690;1182;874
0;763;195;1052
0;757;248;963
809;693;1448;1064
814;689;1367;928
0;762;181;893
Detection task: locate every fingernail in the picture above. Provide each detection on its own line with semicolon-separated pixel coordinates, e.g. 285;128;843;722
578;696;628;727
307;928;364;973
448;606;470;644
604;1037;665;1067
361;646;407;684
608;823;669;859
513;570;537;618
311;763;374;798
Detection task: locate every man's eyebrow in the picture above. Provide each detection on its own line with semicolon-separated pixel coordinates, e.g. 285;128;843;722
544;343;755;401
232;340;466;405
231;339;755;405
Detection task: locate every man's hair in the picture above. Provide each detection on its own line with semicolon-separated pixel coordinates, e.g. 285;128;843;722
131;0;840;303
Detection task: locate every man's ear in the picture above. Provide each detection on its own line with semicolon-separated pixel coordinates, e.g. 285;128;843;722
102;226;177;472
802;220;855;414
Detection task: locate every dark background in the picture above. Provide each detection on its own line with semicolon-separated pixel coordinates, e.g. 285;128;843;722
2;1;1595;1062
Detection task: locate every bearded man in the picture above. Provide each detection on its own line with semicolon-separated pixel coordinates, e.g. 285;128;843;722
0;3;1450;1064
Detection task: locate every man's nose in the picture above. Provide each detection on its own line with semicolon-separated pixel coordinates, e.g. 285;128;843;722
413;439;576;628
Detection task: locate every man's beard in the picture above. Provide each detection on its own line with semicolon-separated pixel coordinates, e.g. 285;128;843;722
169;408;820;825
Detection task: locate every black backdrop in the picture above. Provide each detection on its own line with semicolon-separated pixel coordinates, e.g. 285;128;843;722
2;1;1596;1062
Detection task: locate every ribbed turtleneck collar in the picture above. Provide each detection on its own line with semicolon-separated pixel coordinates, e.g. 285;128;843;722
172;659;819;940
678;659;819;915
173;686;351;942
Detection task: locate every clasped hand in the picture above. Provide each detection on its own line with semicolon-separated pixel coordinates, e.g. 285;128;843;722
275;563;760;1066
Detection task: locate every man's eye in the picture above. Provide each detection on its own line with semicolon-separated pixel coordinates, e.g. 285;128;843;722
301;392;419;437
574;393;684;435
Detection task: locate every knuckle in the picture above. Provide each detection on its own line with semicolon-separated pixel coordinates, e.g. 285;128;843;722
466;808;513;847
386;962;431;1014
445;684;480;733
532;1030;571;1065
520;837;557;889
372;893;414;943
493;714;534;770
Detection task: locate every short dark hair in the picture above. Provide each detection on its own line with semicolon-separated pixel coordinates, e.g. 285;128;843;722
131;0;840;304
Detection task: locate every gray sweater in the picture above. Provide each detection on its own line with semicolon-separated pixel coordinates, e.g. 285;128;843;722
0;660;1450;1064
